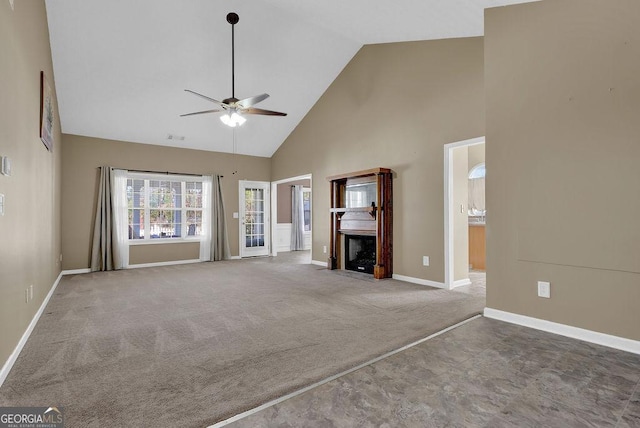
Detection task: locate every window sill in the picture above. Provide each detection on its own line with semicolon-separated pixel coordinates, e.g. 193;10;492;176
128;238;202;246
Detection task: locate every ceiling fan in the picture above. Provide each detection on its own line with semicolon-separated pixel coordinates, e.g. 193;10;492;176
181;12;287;127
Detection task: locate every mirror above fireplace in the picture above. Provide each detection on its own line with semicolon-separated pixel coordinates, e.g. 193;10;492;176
345;182;377;208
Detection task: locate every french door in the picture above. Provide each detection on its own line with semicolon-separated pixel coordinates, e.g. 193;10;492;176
239;181;271;257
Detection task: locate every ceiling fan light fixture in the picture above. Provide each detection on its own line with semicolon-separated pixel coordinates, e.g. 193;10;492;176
220;110;246;127
182;12;287;125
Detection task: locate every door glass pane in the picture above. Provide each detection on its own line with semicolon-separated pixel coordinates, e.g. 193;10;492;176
245;187;265;248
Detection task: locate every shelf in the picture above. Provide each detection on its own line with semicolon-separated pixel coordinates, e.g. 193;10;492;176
338;229;376;236
330;206;376;213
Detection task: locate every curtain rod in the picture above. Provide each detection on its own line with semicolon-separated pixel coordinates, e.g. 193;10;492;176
99;167;222;178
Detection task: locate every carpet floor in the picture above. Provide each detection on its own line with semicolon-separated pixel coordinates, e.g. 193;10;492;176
0;255;485;427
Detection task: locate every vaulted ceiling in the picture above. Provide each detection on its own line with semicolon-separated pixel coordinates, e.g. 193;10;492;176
45;0;536;157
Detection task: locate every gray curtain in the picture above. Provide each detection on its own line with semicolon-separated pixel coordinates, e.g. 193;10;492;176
90;166;115;271
291;185;305;251
211;174;231;261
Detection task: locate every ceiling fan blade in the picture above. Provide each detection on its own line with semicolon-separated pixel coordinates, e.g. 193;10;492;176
242;107;287;116
184;89;225;106
180;109;221;117
237;93;269;108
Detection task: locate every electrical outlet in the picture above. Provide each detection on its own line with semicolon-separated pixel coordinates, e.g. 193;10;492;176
0;193;4;216
323;246;327;254
423;256;430;266
25;289;29;303
537;281;551;298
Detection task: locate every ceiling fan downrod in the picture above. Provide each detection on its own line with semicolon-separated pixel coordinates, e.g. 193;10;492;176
227;12;239;100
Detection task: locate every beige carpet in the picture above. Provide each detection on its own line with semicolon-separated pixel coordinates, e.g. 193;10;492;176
0;255;485;427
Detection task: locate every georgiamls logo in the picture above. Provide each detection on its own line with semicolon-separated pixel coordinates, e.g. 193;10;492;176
0;406;64;427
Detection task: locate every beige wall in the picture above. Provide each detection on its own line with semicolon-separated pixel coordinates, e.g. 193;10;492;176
453;146;469;281
468;143;485;172
486;0;640;340
0;1;62;365
277;179;310;224
271;38;484;281
61;135;270;270
129;243;200;265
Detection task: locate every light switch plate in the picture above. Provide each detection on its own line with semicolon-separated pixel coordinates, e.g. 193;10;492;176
233;212;239;219
0;193;4;216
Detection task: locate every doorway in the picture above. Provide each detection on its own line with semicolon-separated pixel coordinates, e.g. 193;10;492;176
271;174;312;261
444;137;486;290
239;180;271;257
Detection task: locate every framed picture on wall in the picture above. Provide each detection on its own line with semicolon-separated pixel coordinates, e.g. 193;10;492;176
40;71;54;151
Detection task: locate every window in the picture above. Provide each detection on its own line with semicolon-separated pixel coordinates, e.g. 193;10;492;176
469;163;486;179
303;188;311;232
468;163;486;216
127;174;204;241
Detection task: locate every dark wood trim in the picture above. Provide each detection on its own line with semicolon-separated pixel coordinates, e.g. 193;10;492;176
328;180;338;269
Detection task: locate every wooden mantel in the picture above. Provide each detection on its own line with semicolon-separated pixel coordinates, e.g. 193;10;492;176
327;168;393;279
326;167;392;181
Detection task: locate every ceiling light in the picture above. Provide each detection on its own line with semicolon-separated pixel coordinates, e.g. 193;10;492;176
220;110;246;127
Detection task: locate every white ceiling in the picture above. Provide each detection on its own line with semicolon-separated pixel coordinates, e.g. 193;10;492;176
45;0;536;158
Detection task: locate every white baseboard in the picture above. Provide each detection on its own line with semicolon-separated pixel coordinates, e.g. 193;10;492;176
63;260;210;274
229;256;241;260
311;260;328;267
452;278;472;288
127;259;201;269
0;271;63;387
484;308;640;355
61;268;91;275
392;274;446;289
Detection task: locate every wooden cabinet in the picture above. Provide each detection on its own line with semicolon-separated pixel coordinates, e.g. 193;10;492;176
328;168;393;279
469;224;486;271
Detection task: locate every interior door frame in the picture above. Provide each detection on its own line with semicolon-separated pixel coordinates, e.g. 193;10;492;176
239;180;271;258
270;173;312;258
444;136;485;289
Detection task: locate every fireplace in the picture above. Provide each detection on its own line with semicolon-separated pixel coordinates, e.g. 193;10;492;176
345;235;376;274
328;168;393;279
